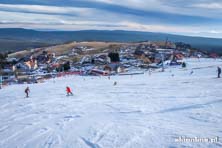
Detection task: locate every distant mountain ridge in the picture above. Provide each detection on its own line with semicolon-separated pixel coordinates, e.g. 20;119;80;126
0;28;222;53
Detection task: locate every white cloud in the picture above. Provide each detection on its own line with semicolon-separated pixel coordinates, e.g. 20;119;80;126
1;17;222;38
0;4;94;16
0;1;222;38
209;30;222;34
92;0;222;18
101;0;222;25
119;21;201;34
192;2;222;9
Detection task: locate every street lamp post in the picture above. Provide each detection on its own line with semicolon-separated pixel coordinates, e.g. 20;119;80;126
161;52;165;72
0;75;2;89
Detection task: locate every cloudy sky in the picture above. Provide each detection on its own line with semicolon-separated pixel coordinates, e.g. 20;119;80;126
0;0;222;38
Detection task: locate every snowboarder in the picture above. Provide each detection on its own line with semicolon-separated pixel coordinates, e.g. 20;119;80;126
25;87;30;98
66;86;73;96
217;66;221;78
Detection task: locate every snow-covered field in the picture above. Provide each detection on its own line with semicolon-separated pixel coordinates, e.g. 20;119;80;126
0;58;222;148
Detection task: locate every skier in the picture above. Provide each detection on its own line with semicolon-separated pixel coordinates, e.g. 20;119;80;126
218;66;221;78
25;87;30;98
66;86;73;96
113;81;117;86
182;62;186;68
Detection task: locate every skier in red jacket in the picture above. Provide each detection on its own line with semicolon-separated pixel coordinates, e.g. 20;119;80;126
66;86;73;96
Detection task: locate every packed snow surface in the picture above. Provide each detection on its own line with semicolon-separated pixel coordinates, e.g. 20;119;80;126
0;58;222;148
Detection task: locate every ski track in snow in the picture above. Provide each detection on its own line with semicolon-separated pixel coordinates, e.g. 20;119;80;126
0;58;222;147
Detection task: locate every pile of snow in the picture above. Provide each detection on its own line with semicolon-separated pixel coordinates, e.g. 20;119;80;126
0;58;222;147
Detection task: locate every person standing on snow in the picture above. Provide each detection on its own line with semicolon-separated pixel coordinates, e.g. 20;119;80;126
66;86;73;96
25;87;30;98
182;62;186;68
218;66;221;78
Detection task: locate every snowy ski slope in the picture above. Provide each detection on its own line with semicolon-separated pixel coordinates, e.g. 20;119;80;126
0;58;222;148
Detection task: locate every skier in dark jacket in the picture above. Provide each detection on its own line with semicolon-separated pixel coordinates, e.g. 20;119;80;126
218;66;221;78
182;62;186;68
25;87;30;98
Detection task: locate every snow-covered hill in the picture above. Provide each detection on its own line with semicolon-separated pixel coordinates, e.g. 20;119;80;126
0;58;222;148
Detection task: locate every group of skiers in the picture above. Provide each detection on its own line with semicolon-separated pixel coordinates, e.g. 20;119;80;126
24;86;73;98
23;66;221;98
